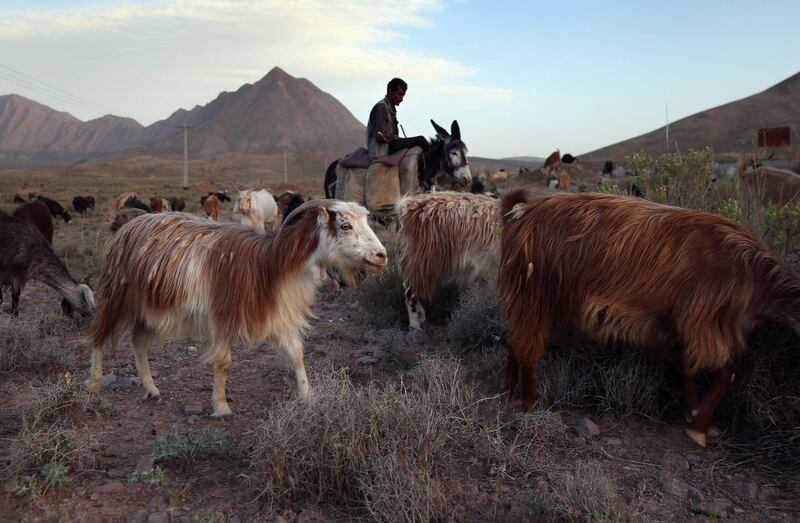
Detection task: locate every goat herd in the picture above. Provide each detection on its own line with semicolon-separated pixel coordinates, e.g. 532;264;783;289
2;181;800;449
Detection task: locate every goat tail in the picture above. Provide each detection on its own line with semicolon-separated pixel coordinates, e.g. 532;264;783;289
757;251;800;334
499;189;529;223
110;208;146;233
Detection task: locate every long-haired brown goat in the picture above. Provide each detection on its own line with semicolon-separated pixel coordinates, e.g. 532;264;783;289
396;191;499;329
498;189;800;447
90;200;387;417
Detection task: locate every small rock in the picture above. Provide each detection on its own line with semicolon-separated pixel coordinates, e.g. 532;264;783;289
147;512;169;523
356;356;378;365
30;378;44;387
187;346;197;352
93;501;103;508
573;436;587;445
187;414;199;425
184;405;203;415
661;477;688;499
106;468;128;479
660;452;690;472
89;493;99;501
151;371;160;379
111;377;139;390
101;374;117;389
406;329;432;344
685;453;703;465
575;418;600;439
602;436;622;446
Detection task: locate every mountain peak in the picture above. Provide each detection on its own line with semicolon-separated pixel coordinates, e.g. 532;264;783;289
0;67;365;168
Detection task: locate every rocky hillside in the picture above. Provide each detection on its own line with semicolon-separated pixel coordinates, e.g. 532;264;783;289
0;67;365;168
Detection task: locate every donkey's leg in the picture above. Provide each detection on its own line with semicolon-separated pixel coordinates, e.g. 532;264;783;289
131;322;160;400
685;360;735;448
403;281;427;330
279;334;309;399
210;342;233;417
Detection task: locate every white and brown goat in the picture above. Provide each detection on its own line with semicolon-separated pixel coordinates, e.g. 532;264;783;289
234;189;279;232
396;192;500;330
90;200;387;417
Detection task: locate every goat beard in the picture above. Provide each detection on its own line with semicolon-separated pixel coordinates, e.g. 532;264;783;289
326;267;367;288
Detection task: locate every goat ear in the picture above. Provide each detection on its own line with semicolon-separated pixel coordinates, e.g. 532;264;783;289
450;120;461;140
430;119;450;141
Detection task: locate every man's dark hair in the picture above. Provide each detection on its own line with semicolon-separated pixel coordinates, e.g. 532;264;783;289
387;78;407;93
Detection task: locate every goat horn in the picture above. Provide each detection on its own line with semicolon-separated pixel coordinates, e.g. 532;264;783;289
282;199;339;227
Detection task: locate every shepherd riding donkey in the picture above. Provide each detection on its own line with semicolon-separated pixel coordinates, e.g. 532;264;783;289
324;119;472;215
324;78;471;215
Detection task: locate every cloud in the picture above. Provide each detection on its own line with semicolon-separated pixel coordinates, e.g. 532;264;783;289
0;0;516;142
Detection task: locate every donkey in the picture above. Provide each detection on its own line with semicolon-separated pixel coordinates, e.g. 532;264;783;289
324;119;472;199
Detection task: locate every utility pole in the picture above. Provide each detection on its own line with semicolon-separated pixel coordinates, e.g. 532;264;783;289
283;150;288;183
664;100;670;154
178;124;190;189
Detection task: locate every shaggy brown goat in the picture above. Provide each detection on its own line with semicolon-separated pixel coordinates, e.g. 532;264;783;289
397;191;500;329
738;156;800;208
0;211;95;315
498;189;800;447
90;200;387;417
13;200;54;244
202;194;220;220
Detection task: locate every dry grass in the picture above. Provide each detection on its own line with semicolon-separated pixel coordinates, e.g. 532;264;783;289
545;460;622;520
0;312;80;372
249;354;569;519
4;374;96;485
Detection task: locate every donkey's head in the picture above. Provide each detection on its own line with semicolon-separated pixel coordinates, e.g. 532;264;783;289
430;119;472;188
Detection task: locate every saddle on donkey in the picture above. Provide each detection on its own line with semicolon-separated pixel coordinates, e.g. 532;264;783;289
335;146;423;216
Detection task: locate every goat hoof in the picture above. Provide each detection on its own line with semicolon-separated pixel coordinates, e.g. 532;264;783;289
143;389;161;400
708;425;722;438
685;428;708;448
211;404;233;418
84;378;101;393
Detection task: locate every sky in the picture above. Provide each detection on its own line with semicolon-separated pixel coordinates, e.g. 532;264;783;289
0;0;798;158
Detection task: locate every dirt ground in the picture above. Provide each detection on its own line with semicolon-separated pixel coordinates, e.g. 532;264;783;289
1;161;799;522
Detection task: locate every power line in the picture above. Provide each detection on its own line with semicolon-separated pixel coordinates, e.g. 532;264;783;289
0;63;132;118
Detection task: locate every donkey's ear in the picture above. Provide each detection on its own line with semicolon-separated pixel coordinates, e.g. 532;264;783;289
450;120;461;140
430;119;450;140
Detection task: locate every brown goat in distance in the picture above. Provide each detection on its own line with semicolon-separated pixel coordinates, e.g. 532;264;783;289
498;189;800;447
737;156;800;208
202;194;220;220
13;200;54;244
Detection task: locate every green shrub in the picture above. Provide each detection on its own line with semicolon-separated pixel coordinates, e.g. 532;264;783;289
153;428;232;464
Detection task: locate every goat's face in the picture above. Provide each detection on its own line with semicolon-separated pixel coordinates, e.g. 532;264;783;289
317;202;387;286
61;283;96;318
